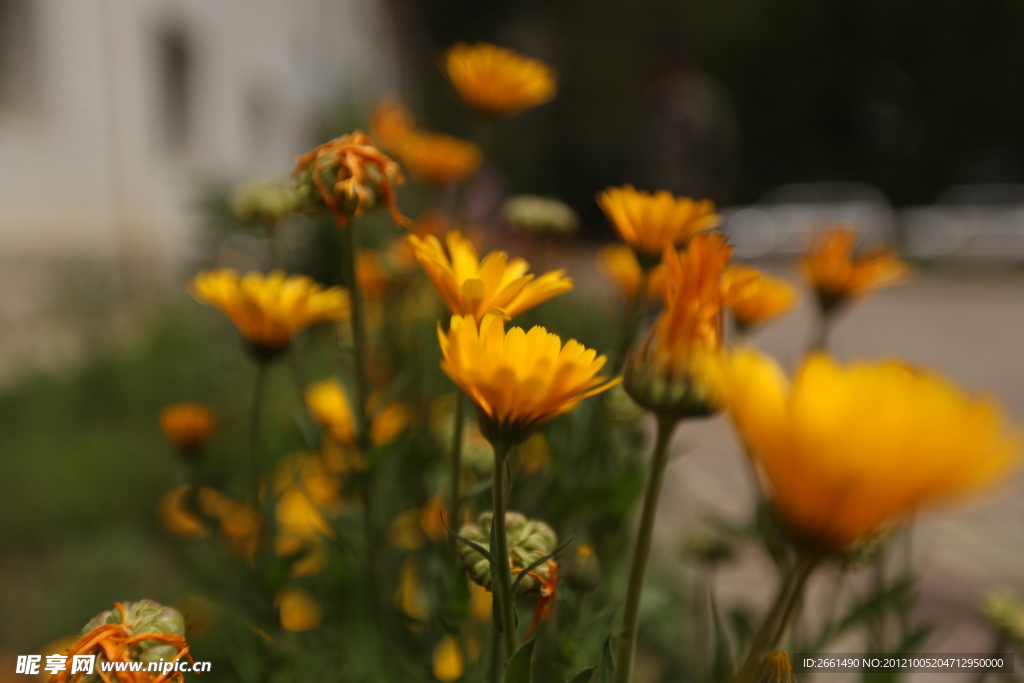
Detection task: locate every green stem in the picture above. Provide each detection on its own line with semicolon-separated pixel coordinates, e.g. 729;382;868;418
733;555;818;683
340;223;371;450
809;307;836;354
248;362;268;505
614;415;680;683
491;442;517;662
450;392;466;534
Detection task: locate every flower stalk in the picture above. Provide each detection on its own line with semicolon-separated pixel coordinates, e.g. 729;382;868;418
340;221;371;449
450;392;466;534
733;554;818;683
615;415;680;683
490;441;518;661
248;362;268;505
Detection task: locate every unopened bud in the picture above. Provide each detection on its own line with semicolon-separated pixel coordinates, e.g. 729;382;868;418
757;650;795;683
501;194;579;237
458;511;557;594
231;179;299;225
564;544;602;593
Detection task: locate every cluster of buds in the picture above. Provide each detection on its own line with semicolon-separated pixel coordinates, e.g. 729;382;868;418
458;511;557;594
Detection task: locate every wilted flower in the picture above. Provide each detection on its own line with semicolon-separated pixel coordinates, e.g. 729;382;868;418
458;511;558;593
159;402;215;456
293;130;410;228
723;264;799;332
597;185;721;260
442;43;557;115
49;601;191;682
439;314;620;445
231;178;299;225
190;270;350;360
501;194;579;237
395;130;482;186
598;244;666;303
432;635;465;682
276;586;322;632
624;233;731;418
802;225;907;313
708;348;1020;553
410;230;573;322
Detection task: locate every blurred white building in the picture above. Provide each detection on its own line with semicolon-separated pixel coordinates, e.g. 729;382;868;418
0;0;397;265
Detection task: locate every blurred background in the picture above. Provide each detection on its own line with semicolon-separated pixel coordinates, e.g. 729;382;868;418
2;0;1023;678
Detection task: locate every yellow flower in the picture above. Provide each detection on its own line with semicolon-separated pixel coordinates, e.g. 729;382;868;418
597;244;667;303
757;650;795;683
723;264;799;331
409;230;573;322
625;233;731;417
396;130;482;186
305;378;411;448
157;485;209;539
469;581;493;623
197;488;262;559
370;98;416;151
709;348;1020;553
190;270;350;359
432;635;465;682
276;587;321;632
442;42;557;115
802;224;907;310
395;557;430;621
293;130;410;228
597;185;722;259
439;314;620;445
159;402;215;454
270;453;342;577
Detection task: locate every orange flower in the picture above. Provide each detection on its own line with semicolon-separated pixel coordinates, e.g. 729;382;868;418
802;225;907;310
158;402;215;454
293;130;410;228
722;264;799;331
597;185;721;258
396;130;482;186
624;232;732;417
442;43;557;115
370;98;416;151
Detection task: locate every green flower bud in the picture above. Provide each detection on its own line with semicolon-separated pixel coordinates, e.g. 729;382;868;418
623;351;718;420
683;534;734;566
982;590;1024;642
231;179;299;225
458;511;557;594
501;195;579;238
83;600;187;662
564;544;602;593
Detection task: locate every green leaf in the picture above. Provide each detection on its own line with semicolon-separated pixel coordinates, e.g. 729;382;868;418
592;637;615;683
503;637;537;683
565;667;595;683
